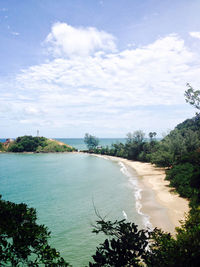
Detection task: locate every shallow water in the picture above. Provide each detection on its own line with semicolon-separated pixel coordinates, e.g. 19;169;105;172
0;152;147;266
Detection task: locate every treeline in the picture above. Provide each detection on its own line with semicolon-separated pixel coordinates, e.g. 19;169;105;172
92;116;200;166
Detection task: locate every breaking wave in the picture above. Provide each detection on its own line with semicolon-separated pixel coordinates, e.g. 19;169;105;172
118;161;152;229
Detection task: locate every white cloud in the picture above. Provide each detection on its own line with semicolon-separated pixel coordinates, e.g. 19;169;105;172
11;32;20;36
2;28;200;136
189;31;200;39
45;22;117;57
23;106;44;116
18;34;198;107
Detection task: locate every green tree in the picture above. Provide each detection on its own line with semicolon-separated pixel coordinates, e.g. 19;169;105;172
185;83;200;114
84;133;99;150
0;196;69;266
8;136;47;152
148;132;157;142
89;218;149;267
89;213;200;267
126;130;145;144
0;142;4;151
183;129;200;152
125;130;146;160
147;211;200;267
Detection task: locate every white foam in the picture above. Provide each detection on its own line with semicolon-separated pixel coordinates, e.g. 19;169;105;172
118;161;153;230
122;210;128;220
119;161;132;178
94;154;109;160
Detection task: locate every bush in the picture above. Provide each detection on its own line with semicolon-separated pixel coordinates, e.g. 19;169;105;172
0;142;6;151
89;212;200;267
7;136;75;153
0;196;69;266
166;163;199;199
8;136;47;152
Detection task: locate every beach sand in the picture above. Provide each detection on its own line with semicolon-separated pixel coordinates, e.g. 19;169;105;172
93;154;189;234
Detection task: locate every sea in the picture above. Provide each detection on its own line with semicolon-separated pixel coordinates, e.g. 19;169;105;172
0;138;151;266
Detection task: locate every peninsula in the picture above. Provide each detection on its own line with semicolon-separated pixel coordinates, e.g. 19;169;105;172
0;135;76;153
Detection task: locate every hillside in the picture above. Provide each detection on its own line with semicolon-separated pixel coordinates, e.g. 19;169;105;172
176;115;200;134
0;136;76;153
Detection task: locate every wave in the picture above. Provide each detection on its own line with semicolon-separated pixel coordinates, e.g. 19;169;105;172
122;210;128;220
93;154;109;160
118;162;152;229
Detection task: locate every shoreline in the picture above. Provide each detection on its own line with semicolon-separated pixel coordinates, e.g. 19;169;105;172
92;154;189;234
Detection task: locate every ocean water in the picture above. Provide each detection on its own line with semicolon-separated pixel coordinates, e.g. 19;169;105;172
0;152;149;266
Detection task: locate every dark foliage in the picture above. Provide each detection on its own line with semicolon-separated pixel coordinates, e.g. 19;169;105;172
84;133;99;150
176;116;200;133
0;142;3;151
89;214;200;267
8;136;47;152
185;83;200;114
147;210;200;267
92;130;159;162
7;136;76;153
166;151;200;206
89;219;150;267
0;195;69;266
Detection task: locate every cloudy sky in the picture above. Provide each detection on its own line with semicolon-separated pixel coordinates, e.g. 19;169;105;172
1;0;200;138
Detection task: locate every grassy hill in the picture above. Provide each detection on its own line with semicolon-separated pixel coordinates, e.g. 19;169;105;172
0;136;76;153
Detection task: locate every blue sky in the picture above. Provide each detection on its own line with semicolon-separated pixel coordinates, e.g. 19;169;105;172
1;0;200;137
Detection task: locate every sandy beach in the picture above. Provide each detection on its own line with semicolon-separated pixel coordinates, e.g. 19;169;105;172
93;154;189;234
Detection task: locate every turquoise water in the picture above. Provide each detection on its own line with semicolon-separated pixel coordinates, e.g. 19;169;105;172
0;152;145;266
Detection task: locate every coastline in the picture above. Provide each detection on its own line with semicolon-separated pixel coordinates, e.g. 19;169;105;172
92;154;189;234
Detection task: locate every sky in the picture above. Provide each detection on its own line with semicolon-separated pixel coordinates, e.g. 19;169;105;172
0;0;200;138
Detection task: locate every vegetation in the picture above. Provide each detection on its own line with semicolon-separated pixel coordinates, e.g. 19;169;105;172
166;151;200;205
36;139;75;153
185;83;200;113
0;142;5;151
0;195;69;266
84;133;99;150
90;130;158;162
89;219;150;267
6;136;76;153
8;136;47;152
89;212;200;267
